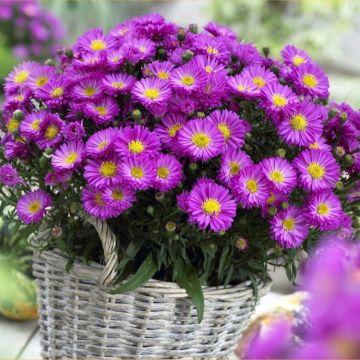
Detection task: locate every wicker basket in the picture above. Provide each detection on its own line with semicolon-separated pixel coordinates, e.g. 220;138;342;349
32;218;271;359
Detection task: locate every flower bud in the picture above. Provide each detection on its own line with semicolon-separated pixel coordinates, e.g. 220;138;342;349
182;50;193;62
44;148;53;156
336;181;344;190
262;47;270;58
173;234;180;240
39;156;48;169
157;47;166;58
278;148;286;158
281;202;289;209
268;207;277;216
177;27;187;41
235;237;248;251
51;226;63;237
189;162;198;171
196;112;206;118
218;230;225;236
245;132;252;140
166;221;176;232
65;49;73;59
132;109;142;121
155;192;165;202
44;58;55;66
344;154;354;166
328;109;338;118
335;146;346;157
340;112;348;123
13;109;23;122
188;23;198;34
146;206;155;215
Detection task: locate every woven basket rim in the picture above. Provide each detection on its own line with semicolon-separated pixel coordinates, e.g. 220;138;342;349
34;248;271;297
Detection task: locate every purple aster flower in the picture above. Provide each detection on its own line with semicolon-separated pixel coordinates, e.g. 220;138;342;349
170;63;207;93
51;142;85;171
109;21;134;44
84;155;123;190
81;187;119;221
86;128;120;158
115;125;160;158
44;169;72;186
84;96;120;124
241;65;277;91
308;137;332;151
277;102;323;146
36;75;67;108
155;113;187;149
281;44;311;67
294;149;340;191
231;42;264;67
187;180;236;232
153;154;182;192
63;121;85;142
231;164;270;208
270;205;309;248
28;64;55;91
103;184;136;214
204;22;237;39
3;136;29;161
4;61;37;94
119;155;155;191
177;118;223;161
177;191;190;212
145;60;174;81
191;55;227;76
72;52;107;71
169;93;197;115
16;189;52;224
291;62;329;99
102;72;136;95
0;164;23;187
206;109;248;151
132;78;172;108
121;38;156;64
36;112;64;149
193;34;231;64
72;77;104;101
73;27;116;54
218;149;253;186
260;157;297;194
306;191;344;231
106;49;125;69
227;73;258;99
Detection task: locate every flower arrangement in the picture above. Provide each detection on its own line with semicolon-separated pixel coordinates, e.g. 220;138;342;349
0;14;359;319
0;0;64;60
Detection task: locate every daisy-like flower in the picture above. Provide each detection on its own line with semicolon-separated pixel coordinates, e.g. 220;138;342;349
132;78;172;108
29;64;55;91
4;61;37;94
281;45;311;67
106;49;125;69
74;28;116;54
187;180;236;232
193;34;231;64
115;125;160;157
0;164;23;187
84;155;123;190
51;142;85;171
227;73;258;99
119;155;155;190
306;191;344;231
16;189;52;224
218;149;253;185
36;75;67;108
231;164;270;208
44;169;72;186
293;149;340;191
241;65;277;91
170;63;207;93
278;102;323;146
86;128;120;158
153;154;182;192
81;187;119;220
72;77;104;101
260;157;297;194
73;52;107;71
270;206;309;248
102;73;136;95
308;137;332;151
206;109;248;151
155;113;187;147
121;38;156;64
177;118;223;161
177;191;190;212
36;112;65;149
146;61;174;81
103;184;136;214
63;121;85;142
192;55;227;76
84;96;120;124
292;63;329;99
261;82;298;115
204;22;237;39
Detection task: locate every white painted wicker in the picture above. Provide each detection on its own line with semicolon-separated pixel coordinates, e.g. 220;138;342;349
32;218;271;359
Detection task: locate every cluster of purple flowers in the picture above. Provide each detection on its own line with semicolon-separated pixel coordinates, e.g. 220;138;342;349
0;14;359;248
0;0;64;59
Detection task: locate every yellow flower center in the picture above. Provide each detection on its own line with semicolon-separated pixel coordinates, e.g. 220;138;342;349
84;87;96;97
309;142;320;149
229;161;240;175
6;118;19;133
157;71;169;80
252;76;266;88
144;88;160;100
14;70;30;84
96;106;107;116
282;217;295;231
192;132;211;148
128;140;145;154
36;76;49;87
204;65;213;73
308;162;325;179
272;94;288;108
51;87;64;98
97;140;108;150
45;125;59;140
90;39;106;51
131;166;144;179
207;46;219;55
291;114;308;131
110;56;120;63
138;46;146;53
112;190;124;201
168;123;183;137
267;193;276;204
28;200;41;214
16;95;25;102
99;161;117;177
95;193;105;206
31;119;41;130
157;166;170;179
237;84;246;91
64;152;78;164
217;123;231;140
111;82;125;89
202;198;221;215
302;73;318;88
292;55;305;66
246;179;258;193
181;75;195;86
317;203;330;215
270;170;284;183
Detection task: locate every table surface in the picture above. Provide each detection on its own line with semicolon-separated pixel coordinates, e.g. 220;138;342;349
0;292;281;360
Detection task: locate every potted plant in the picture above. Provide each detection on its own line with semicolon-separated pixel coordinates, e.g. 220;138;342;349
0;14;359;358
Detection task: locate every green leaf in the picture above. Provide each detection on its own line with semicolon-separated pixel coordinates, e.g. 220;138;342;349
178;264;204;324
111;254;157;295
